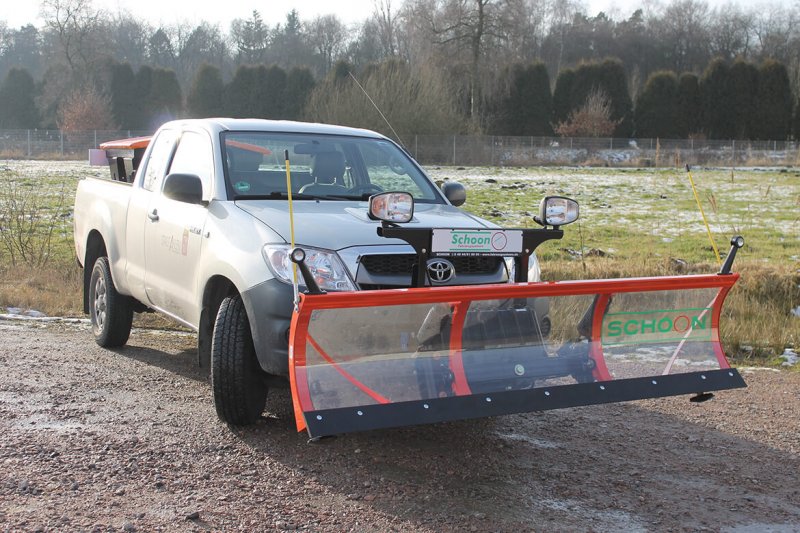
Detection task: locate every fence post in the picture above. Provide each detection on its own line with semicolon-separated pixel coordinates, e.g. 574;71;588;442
60;130;64;156
414;135;418;159
94;130;97;147
732;140;735;166
491;135;494;166
27;129;31;157
610;137;613;149
453;135;456;166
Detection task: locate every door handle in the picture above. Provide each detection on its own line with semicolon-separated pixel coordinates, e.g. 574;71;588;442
147;209;159;222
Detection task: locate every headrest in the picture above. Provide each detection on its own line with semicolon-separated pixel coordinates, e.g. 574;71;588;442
312;151;346;183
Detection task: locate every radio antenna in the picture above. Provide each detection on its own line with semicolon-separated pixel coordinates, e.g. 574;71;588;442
348;71;405;147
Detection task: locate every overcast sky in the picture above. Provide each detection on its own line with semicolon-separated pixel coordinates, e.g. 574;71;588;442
2;0;785;30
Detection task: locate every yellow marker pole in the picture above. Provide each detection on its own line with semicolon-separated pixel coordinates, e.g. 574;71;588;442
284;150;299;308
685;165;721;266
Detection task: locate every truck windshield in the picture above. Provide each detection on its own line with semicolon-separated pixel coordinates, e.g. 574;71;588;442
221;132;443;202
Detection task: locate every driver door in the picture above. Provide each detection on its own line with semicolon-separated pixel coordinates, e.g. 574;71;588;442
143;131;213;324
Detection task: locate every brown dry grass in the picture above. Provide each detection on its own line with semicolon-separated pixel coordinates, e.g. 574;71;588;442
0;261;83;316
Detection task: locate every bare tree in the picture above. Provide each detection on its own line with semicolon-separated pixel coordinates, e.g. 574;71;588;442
655;0;712;73
373;0;400;57
57;84;116;131
709;4;755;60
40;0;108;76
307;15;347;76
411;0;512;122
554;87;620;137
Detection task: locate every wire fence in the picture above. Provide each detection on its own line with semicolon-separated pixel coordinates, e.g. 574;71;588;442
1;129;798;167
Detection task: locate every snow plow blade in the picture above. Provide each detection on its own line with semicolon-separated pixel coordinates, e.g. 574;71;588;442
289;273;744;438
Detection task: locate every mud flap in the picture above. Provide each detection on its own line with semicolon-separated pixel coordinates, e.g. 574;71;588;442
288;274;745;438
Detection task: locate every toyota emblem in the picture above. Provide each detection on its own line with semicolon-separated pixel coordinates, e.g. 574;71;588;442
426;258;455;283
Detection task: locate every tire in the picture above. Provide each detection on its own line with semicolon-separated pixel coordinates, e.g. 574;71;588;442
89;256;133;347
211;295;267;425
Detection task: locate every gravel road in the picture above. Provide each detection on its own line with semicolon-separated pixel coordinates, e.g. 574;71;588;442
1;319;799;532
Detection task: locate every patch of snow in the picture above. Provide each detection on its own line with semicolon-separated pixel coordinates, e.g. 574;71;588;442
791;306;800;318
0;312;89;324
780;349;798;367
3;307;47;318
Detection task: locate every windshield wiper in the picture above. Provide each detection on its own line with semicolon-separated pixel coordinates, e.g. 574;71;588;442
233;191;325;201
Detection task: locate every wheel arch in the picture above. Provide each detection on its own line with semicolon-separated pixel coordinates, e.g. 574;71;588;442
198;275;239;369
83;230;107;314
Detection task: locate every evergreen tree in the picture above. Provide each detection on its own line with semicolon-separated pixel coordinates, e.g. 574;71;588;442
225;64;268;118
262;65;287;118
0;68;39;128
728;59;758;139
331;60;354;83
562;60;632;137
494;62;552;136
700;58;735;139
677;72;701;137
552;68;575;125
133;65;154;130
634;71;680;138
597;59;633;137
109;62;139;128
285;67;316;120
752;60;793;140
148;68;183;124
794;99;800;141
188;64;224;118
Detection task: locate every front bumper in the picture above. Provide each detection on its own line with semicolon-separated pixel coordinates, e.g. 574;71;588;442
240;279;294;376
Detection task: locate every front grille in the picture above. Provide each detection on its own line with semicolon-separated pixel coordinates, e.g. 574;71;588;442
361;254;417;275
360;254;503;276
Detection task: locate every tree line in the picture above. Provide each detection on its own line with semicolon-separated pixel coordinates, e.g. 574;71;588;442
0;0;800;140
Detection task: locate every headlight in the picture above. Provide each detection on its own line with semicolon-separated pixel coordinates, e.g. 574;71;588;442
504;252;541;282
262;244;356;292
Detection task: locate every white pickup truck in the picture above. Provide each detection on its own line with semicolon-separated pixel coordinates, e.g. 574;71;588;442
74;119;545;426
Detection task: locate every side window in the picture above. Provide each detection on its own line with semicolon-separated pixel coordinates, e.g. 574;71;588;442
142;129;177;192
169;131;213;199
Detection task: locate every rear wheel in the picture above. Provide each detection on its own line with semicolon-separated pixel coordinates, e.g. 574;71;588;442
89;256;133;347
211;295;267;425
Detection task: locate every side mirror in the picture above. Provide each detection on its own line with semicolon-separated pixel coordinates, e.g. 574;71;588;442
368;191;414;224
163;173;205;205
440;181;466;206
535;196;579;227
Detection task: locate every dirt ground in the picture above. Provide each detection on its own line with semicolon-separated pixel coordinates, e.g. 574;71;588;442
1;319;799;532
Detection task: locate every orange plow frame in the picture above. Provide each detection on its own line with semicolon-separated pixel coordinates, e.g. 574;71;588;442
289;273;744;437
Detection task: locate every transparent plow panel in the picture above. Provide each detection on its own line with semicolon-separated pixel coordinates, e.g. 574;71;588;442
600;288;722;379
294;286;728;414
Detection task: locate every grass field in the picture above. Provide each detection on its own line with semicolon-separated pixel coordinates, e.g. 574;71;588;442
1;160;798;364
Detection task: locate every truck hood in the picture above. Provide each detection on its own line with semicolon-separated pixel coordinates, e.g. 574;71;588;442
235;200;493;250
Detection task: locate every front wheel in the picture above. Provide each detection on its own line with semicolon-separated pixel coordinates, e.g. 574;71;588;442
89;256;133;347
211;295;267;425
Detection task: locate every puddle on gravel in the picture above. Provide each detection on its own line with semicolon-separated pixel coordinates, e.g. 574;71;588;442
724;525;800;533
495;431;560;449
539;497;649;531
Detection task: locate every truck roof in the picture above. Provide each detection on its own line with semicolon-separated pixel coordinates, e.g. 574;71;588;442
160;118;388;140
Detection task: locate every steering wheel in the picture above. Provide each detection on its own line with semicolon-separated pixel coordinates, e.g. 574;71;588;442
388;156;407;175
349;183;384;195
